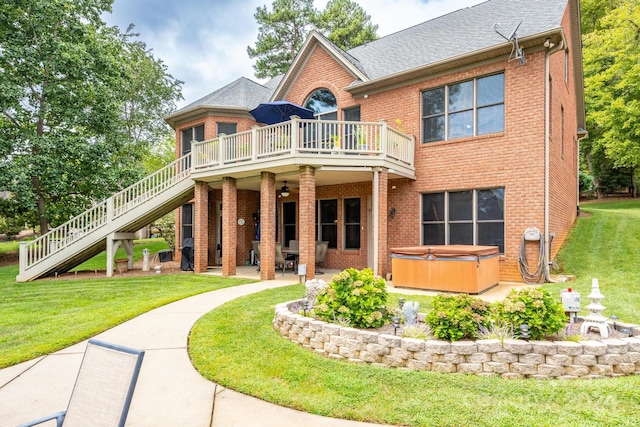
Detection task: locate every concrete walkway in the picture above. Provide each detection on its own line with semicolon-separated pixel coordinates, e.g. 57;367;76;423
0;278;390;427
0;269;529;427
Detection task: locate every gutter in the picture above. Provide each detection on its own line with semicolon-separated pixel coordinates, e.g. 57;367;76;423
347;30;564;97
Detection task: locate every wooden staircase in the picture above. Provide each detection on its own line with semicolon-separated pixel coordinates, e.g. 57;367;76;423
17;155;194;282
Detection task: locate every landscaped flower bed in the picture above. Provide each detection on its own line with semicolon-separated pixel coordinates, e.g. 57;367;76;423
273;301;640;379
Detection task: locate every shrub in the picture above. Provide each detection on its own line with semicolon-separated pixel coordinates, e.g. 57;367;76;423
425;294;490;341
554;326;586;342
314;268;389;328
492;288;566;340
401;323;432;340
476;321;516;343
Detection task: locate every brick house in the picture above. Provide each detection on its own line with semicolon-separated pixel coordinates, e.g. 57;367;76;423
164;0;585;283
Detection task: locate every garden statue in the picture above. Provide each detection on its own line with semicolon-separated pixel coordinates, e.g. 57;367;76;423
580;278;609;338
402;301;420;326
305;278;328;308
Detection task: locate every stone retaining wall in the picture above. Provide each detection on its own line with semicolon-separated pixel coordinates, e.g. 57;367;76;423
273;301;640;379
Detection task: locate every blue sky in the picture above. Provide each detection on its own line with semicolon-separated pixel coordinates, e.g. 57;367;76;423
102;0;484;108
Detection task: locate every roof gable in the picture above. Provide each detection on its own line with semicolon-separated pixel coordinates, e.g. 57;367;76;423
270;30;369;101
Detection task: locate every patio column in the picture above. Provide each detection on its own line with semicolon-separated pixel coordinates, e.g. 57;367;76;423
222;177;237;276
193;181;209;273
260;171;276;280
298;165;316;280
373;167;389;277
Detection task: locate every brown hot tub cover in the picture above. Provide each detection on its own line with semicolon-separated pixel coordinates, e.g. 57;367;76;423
390;245;499;259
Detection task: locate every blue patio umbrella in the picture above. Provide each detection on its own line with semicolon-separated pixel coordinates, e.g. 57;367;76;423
249;100;315;125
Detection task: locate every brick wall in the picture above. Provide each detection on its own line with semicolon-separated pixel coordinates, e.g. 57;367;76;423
281;32;577;282
169;6;580;283
547;7;579;260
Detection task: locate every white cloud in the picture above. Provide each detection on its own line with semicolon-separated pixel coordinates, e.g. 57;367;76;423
103;0;484;108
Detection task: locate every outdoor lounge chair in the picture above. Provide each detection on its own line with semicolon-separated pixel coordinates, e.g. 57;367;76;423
17;339;145;427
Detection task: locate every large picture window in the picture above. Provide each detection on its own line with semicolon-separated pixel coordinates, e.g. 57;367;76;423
343;198;361;249
422;73;504;143
421;188;504;252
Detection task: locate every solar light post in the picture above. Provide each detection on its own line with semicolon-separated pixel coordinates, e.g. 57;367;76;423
392;316;401;335
519;324;530;340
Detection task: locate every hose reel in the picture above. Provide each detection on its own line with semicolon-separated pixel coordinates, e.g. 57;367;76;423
517;227;546;284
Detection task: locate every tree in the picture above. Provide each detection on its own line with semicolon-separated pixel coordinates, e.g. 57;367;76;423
141;134;178;175
247;0;317;79
314;0;378;51
0;0;182;234
247;0;378;78
581;0;640;197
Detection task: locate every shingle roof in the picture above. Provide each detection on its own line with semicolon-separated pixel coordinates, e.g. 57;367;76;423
347;0;567;80
171;0;568;116
176;77;274;113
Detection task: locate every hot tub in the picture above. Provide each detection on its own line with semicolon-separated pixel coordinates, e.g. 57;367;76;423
390;245;500;293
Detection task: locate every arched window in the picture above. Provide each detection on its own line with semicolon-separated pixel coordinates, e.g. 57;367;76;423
304;89;337;120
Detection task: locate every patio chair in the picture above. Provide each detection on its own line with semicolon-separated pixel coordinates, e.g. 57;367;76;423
275;242;295;275
252;240;261;272
18;339;145;427
286;239;299;264
315;241;329;274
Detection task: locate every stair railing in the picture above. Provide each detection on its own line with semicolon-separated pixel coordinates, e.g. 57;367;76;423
20;154;192;274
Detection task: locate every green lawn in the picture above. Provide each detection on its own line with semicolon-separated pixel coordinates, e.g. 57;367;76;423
0;239;255;368
2;200;640;425
189;199;640;426
550;199;640;324
190;285;640;427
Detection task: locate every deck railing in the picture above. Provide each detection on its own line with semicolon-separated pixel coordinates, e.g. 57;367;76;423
192;118;414;170
20;154;192;273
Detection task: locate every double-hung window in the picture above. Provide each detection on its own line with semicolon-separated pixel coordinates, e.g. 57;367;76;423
421;188;504;253
316;199;337;248
282;201;296;247
343;198;361;249
422;73;504;143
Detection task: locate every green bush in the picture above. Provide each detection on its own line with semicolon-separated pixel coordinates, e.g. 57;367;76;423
314;268;389;328
492;288;566;340
425;294;490;341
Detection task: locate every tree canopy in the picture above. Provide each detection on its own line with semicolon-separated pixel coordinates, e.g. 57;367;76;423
247;0;378;78
0;0;182;234
314;0;378;51
581;0;640;197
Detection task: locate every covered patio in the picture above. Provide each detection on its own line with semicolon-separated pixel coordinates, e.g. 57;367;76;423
186;117;415;281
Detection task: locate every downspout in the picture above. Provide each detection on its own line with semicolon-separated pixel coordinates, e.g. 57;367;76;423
373;168;380;275
544;39;565;282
